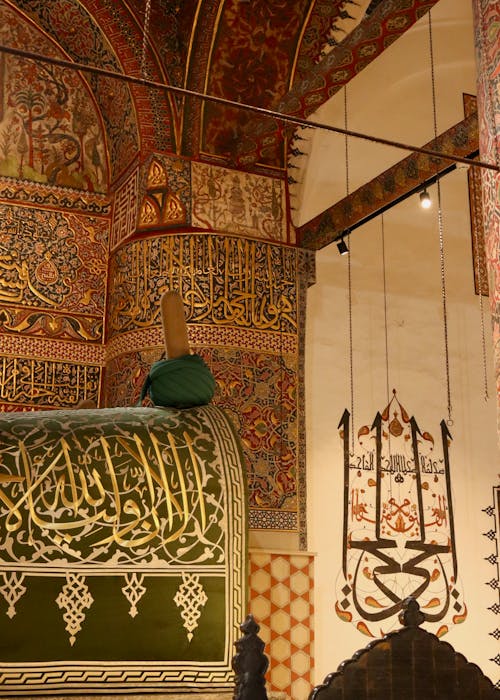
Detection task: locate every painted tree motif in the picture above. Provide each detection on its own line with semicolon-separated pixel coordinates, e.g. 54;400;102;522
0;5;107;191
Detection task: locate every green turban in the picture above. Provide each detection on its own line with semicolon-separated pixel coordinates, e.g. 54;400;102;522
139;354;216;409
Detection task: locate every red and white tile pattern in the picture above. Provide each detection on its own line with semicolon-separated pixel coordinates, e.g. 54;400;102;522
249;551;314;700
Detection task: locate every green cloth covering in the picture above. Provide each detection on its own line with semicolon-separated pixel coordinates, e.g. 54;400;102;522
0;405;247;695
140;353;216;408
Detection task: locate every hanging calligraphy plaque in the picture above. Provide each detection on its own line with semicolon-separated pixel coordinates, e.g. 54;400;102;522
336;391;466;638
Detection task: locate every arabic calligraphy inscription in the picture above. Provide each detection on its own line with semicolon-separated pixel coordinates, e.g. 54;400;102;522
336;392;466;637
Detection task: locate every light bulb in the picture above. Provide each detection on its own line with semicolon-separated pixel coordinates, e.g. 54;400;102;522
420;188;431;209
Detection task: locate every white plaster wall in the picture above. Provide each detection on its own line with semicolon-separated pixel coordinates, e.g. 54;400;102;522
292;0;478;227
305;166;499;687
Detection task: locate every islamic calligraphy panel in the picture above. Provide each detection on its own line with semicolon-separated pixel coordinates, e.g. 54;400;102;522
0;405;246;693
0;355;101;409
336;392;465;638
191;163;288;242
107;234;298;336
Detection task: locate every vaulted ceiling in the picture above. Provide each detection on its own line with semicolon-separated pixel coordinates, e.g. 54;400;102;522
2;0;470;249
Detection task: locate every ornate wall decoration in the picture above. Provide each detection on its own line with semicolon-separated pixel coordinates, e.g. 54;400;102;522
464;94;489;296
191;162;288;242
0;203;108;317
106;233;312;538
138;154;191;231
0;201;108;409
201;0;310;163
107;233;297;337
7;0;141;180
0;4;109;191
0;404;247;694
110;165;139;250
472;0;500;435
249;550;314;700
483;483;500;687
335;392;466;638
0;177;112;215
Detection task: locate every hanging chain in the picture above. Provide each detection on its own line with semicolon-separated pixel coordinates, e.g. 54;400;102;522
436;181;452;421
381;212;393;466
429;12;453;424
381;213;390;409
344;86;355;453
474;206;490;400
140;0;152;79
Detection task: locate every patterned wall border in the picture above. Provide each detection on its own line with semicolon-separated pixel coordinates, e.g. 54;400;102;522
464;94;489;297
249;550;314;700
249;510;297;531
106;325;298;363
0;177;112;216
483;484;500;688
0;333;104;364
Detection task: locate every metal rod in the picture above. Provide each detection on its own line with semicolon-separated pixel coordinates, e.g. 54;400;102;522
1;42;498;173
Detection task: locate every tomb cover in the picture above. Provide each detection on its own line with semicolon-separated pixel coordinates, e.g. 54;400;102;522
0;406;247;695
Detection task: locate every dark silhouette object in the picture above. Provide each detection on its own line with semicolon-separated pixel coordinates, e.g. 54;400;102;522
233;614;269;700
310;597;500;700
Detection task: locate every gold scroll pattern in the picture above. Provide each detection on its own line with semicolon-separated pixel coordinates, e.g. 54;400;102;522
0;407;225;568
0;203;108;314
107;234;298;336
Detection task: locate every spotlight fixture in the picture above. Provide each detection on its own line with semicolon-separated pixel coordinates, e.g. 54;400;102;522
419;188;431;209
337;237;349;256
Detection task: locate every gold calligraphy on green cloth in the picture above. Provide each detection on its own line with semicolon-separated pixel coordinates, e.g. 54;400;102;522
0;405;247;694
0;407;227;567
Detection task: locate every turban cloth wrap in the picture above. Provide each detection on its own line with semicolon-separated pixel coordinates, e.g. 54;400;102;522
139;353;216;408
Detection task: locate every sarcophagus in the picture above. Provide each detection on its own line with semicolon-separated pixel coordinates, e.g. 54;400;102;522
0;405;247;696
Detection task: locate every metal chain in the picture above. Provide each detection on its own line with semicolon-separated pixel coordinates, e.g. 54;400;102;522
381;211;393;463
436;180;452;422
474;202;490;400
344;86;355;453
140;0;152;79
429;11;453;424
381;212;390;409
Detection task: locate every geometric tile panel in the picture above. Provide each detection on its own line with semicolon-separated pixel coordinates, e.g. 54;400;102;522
249;551;314;700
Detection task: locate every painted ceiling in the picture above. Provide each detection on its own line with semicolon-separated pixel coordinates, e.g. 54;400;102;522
1;0;448;247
